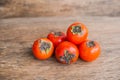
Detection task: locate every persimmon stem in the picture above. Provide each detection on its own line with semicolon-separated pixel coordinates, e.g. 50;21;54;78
60;50;75;64
54;32;62;36
40;40;51;53
87;41;95;47
71;26;82;35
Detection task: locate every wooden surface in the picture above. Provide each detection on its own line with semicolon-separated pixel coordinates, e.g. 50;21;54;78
0;16;120;80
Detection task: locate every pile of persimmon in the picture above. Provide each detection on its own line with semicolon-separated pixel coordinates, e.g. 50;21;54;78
32;22;101;64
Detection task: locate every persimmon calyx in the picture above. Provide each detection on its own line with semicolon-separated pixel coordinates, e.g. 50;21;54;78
71;26;83;35
86;41;95;47
60;50;75;64
52;32;63;37
39;40;51;54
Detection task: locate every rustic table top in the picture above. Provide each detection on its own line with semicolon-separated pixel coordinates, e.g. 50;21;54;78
0;16;120;80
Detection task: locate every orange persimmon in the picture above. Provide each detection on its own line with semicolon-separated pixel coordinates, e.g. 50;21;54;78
79;40;101;62
67;22;88;45
32;38;54;60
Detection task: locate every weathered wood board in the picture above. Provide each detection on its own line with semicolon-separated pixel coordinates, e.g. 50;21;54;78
0;16;120;80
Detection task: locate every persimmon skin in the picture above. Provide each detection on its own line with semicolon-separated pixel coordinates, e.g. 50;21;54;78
55;41;79;64
32;38;54;60
67;22;88;45
79;40;101;62
47;32;66;47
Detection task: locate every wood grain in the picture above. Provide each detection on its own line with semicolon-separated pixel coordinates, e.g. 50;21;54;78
0;16;120;80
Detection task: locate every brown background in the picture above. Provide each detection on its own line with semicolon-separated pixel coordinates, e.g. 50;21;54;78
0;0;120;18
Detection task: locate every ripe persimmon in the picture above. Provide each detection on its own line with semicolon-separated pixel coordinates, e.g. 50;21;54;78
32;38;54;60
47;32;66;47
79;40;101;62
67;22;88;45
55;41;79;64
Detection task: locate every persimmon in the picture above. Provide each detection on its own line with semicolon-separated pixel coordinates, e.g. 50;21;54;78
67;22;88;45
79;40;100;62
55;41;79;64
32;38;54;60
47;32;66;47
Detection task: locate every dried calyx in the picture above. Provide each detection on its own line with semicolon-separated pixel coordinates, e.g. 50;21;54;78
60;50;75;64
40;40;51;53
86;41;95;47
71;26;82;35
54;32;63;36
